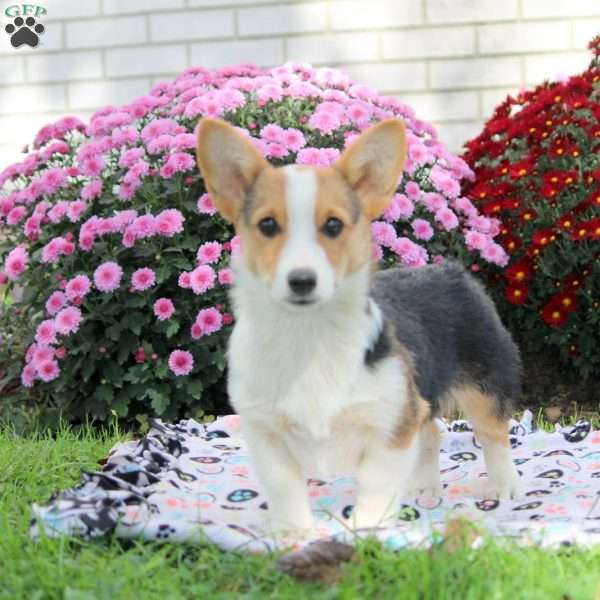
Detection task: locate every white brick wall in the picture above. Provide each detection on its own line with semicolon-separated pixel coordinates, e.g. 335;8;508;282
0;0;598;168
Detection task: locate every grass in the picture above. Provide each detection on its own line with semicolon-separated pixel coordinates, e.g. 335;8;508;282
1;426;600;600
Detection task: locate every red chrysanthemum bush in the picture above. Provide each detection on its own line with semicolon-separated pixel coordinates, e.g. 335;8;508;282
0;62;504;426
463;36;600;380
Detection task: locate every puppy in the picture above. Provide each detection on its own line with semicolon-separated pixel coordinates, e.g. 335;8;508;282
196;118;522;533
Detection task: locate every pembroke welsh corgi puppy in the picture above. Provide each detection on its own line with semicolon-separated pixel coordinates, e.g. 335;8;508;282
196;118;522;533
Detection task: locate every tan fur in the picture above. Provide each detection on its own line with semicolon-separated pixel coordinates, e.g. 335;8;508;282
387;332;431;449
313;168;372;276
196;119;268;223
237;168;288;281
334;119;407;220
451;384;510;447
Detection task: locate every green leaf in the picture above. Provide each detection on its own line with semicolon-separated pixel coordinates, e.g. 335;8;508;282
187;379;203;400
165;320;180;339
146;388;169;415
93;384;114;404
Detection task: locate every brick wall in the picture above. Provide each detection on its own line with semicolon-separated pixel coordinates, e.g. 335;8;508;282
1;0;599;168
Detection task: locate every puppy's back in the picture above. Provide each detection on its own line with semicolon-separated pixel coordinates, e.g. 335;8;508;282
370;261;521;417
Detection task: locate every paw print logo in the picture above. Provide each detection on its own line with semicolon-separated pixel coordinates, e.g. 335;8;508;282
226;488;259;503
156;524;176;540
5;16;45;48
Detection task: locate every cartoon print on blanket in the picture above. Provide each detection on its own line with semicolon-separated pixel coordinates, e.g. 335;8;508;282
30;412;600;552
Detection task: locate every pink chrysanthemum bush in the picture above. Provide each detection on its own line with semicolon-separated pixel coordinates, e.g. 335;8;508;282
0;62;505;425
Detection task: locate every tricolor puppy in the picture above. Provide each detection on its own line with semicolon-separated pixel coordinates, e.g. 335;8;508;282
196;118;522;533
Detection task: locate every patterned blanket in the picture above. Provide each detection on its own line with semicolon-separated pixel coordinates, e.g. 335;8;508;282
31;411;600;552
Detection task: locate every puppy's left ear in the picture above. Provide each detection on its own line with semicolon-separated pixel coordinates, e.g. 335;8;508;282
335;119;407;220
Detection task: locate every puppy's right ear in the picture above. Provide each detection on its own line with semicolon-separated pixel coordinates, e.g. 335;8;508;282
196;119;268;223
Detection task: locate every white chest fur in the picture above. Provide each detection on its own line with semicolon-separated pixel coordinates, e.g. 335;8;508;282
227;268;409;477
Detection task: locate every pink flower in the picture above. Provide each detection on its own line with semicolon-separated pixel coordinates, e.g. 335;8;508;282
190;265;216;294
282;128;306;152
481;242;508;267
197;241;222;264
197;193;217;215
0;271;8;285
464;230;490;252
218;268;235;285
261;123;285;143
423;192;447;212
412;219;434;241
195;307;223;336
67;200;88;223
405;181;421;201
257;83;283;103
308;110;340;134
94;261;123;293
4;246;28;280
81;179;102;201
190;322;203;340
131;267;156;291
230;235;242;257
435;208;459;231
153;298;175;321
132;214;156;238
156;208;184;237
65;275;91;301
32;344;55;365
119;147;145;168
37;359;60;383
371;221;397;247
21;364;37;388
168;350;194;376
160;152;195;178
36;319;57;345
46;291;67;315
7;206;26;225
178;272;191;288
55;306;82;335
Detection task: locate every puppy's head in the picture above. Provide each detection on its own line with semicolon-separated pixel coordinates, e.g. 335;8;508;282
196;119;406;306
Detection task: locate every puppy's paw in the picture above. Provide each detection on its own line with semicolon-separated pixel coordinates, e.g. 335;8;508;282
266;514;315;540
406;482;442;498
349;504;396;531
483;474;522;501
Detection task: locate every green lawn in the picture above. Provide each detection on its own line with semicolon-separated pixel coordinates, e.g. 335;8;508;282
1;426;599;600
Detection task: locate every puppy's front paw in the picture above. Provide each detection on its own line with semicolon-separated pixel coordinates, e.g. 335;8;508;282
349;504;396;531
406;482;443;498
266;512;315;539
483;473;522;500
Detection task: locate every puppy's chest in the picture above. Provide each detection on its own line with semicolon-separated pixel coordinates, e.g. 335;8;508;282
229;324;407;441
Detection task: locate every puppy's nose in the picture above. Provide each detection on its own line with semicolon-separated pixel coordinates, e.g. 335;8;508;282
288;269;317;296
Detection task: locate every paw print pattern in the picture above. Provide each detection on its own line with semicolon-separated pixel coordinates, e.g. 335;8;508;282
226;489;259;503
156;524;176;539
5;16;45;48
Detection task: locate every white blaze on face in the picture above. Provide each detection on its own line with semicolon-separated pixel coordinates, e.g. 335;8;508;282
270;166;337;304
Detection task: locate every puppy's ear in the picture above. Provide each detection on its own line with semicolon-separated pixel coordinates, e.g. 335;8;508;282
196;119;269;223
335;119;407;220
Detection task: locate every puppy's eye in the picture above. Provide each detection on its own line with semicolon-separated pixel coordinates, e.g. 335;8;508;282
322;217;344;238
258;217;280;238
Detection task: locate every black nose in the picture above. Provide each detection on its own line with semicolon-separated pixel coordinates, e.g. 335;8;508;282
288;269;317;296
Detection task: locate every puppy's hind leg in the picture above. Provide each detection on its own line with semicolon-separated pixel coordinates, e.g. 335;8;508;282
456;385;522;500
406;420;442;497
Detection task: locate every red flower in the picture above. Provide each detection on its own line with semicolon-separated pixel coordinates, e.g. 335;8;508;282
553;292;578;313
505;283;529;305
519;208;538;223
531;228;555;247
505;260;532;283
565;273;585;290
571;222;590;240
541;301;569;327
557;213;574;230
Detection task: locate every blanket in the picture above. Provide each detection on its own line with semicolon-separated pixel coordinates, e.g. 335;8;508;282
31;411;600;552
